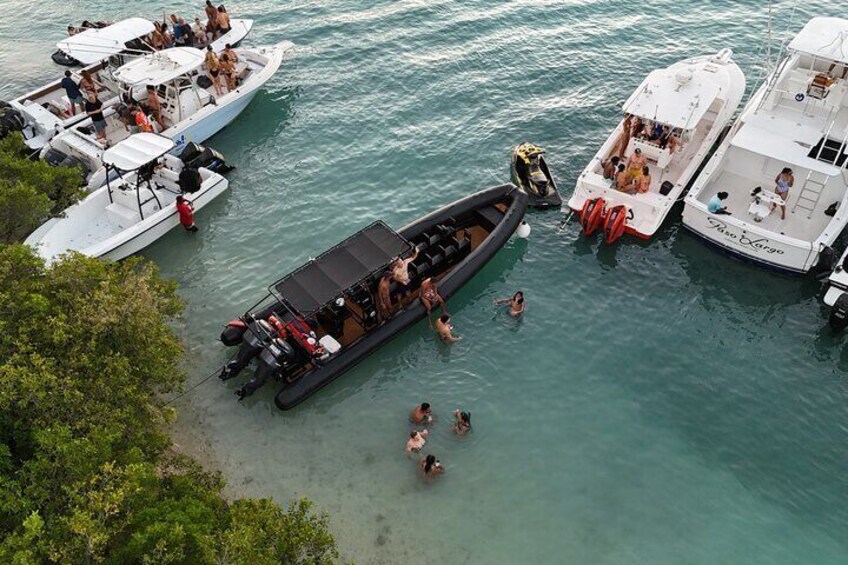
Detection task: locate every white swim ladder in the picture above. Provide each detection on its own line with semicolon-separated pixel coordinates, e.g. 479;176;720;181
793;169;829;218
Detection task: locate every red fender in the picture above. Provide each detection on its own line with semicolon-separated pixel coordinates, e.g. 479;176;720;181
580;197;606;236
603;205;628;244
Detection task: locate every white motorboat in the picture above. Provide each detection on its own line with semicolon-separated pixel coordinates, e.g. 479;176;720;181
51;16;254;66
25;133;229;262
568;49;745;243
41;41;292;190
683;17;848;274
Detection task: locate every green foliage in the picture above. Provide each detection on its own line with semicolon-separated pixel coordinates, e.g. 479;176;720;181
0;246;339;564
0;133;85;243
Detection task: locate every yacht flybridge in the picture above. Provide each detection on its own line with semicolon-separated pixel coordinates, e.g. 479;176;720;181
41;41;292;189
569;49;745;242
24;133;229;263
3;18;255;153
683;17;848;274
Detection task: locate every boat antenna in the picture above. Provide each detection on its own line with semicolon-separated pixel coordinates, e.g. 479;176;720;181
766;0;772;76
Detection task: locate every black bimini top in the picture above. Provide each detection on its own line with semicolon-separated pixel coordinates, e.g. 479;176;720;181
271;221;412;316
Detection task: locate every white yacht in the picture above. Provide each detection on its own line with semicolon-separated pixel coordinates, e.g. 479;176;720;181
25;133;229;262
683;17;848;274
1;17;254;152
568;49;745;242
41;41;292;189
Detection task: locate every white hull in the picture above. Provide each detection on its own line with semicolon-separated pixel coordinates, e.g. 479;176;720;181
568;50;746;238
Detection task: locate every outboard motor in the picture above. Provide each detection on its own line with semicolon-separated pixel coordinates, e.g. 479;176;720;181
829;293;848;333
0;103;25;139
236;338;297;399
219;319;274;381
580;197;606;236
812;245;836;280
179;141;233;173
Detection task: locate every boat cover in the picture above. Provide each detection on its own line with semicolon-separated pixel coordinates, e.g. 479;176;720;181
56;18;155;65
273;221;412;315
112;47;205;86
622;68;721;130
788;17;848;65
102;133;175;171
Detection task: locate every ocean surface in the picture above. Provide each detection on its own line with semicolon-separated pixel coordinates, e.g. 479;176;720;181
3;1;848;563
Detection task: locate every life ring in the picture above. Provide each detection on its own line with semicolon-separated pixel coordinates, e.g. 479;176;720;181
603;204;628;244
580;197;606;236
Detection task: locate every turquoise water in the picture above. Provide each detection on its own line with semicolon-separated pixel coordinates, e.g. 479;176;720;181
4;1;848;563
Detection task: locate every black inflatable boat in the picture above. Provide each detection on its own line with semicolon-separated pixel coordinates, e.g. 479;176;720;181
510;142;562;208
219;184;529;410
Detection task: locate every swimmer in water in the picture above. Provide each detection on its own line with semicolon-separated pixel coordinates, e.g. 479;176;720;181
435;314;460;343
405;430;428;453
451;409;471;435
495;291;525;318
410;402;432;425
419;454;444;478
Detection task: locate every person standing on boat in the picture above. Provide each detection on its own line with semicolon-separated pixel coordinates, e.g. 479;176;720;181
771;167;794;220
223;43;238;64
219;53;236;92
420;277;447;327
391;247;419;302
435;314;460;343
377;271;394;320
410;402;432;425
204;46;225;96
61;71;85;116
84;92;107;144
616;114;633;158
176;196;199;232
78;70;98;98
217;6;231;35
205;0;219;41
626;148;646;181
144;86;165;131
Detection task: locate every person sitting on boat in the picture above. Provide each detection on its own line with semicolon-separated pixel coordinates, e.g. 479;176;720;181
495;291;525;318
144;85;166;131
435;314;460;343
61;71;85;116
420;277;447;327
451;410;471;435
205;46;225;96
192;17;208;47
391;247;419;298
635;166;651;194
377;271;394;320
626;148;646;180
149;22;167;50
630;116;644;139
170;14;188;46
405;430;428;453
708;191;731;215
419;454;444;478
176;195;199;232
613;164;634;194
410;402;433;425
602;156;620;180
648;122;664;143
771;167;794;220
130;105;154;133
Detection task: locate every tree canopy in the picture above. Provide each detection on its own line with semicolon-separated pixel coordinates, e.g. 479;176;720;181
0;133;85;243
0;246;339;564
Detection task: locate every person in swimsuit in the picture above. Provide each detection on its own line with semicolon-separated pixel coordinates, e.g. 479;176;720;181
192;17;208;47
419;277;447;327
204;46;225;96
223;43;238;64
419;454;444;478
217;6;231;34
435;314;460;343
614;164;634;194
377;271;394;320
626;148;646;181
771;167;794;220
149;22;166;50
205;0;219;40
410;402;432;425
602;156;620;180
495;291;525;318
144;85;165;130
219;53;236;91
391;248;419;304
451;410;471;435
405;430;428;453
636;166;651;194
617;114;632;158
78;70;98;97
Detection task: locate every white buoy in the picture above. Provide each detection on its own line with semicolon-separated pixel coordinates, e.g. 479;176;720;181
335;297;345;307
515;220;531;239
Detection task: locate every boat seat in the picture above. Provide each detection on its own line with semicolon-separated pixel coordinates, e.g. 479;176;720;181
475;205;503;232
105;202;140;229
455;234;471;255
424;231;443;247
425;250;445;271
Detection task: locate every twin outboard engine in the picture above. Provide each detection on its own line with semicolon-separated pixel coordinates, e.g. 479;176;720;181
219;319;275;381
0;103;25;139
236;338;298;399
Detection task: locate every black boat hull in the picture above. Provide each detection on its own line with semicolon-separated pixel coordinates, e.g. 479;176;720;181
273;184;528;410
510;147;562;209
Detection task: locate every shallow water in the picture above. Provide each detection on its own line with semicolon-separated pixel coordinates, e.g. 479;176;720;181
4;1;848;563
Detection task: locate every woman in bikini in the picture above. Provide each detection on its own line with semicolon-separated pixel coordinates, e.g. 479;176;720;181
419;454;444;478
217;6;231;35
451;410;471;435
419;277;447;327
495;291;525;318
78;70;98;97
772;167;794;220
219;53;236;91
204;46;225;96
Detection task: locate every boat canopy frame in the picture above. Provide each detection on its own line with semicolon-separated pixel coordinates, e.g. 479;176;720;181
266;221;414;319
102;133;177;221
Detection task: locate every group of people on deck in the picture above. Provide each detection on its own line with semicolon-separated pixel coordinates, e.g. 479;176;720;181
145;2;232;51
602;150;652;195
707;167;795;220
